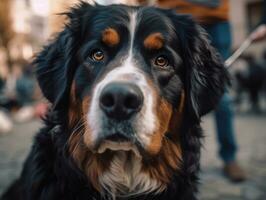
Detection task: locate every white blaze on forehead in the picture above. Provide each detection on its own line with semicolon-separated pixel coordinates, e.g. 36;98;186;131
87;10;157;147
128;11;137;57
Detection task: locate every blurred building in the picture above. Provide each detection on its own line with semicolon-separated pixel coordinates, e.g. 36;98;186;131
47;0;80;35
230;0;266;56
4;0;49;64
1;0;265;66
27;0;266;56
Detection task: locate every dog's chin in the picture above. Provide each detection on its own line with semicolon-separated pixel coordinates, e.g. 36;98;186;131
96;140;141;158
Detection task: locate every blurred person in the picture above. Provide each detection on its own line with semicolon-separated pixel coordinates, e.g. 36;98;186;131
0;109;13;135
0;53;13;134
0;62;36;123
262;49;266;95
13;62;36;122
0;66;20;110
138;0;246;182
262;0;266;25
15;63;35;106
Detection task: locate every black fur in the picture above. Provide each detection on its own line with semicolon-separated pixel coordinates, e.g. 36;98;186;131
1;3;228;200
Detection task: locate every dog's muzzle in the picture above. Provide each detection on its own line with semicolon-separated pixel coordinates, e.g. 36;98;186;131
99;82;143;120
95;82;144;156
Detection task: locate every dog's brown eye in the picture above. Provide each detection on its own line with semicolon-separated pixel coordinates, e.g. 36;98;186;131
91;50;104;61
155;56;168;68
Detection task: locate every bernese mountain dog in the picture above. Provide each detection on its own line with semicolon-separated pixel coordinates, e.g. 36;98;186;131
1;2;228;200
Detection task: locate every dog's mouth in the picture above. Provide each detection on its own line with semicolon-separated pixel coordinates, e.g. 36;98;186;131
97;140;141;158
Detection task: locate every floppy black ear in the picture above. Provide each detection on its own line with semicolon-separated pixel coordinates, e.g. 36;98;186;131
187;25;229;118
168;13;229;119
34;3;94;109
35;30;73;108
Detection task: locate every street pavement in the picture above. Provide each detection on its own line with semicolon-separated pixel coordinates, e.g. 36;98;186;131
0;113;265;199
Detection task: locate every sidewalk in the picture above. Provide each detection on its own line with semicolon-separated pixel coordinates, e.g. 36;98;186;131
0;114;266;199
200;114;266;200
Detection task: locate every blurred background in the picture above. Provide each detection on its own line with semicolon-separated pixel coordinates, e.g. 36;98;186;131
0;0;265;199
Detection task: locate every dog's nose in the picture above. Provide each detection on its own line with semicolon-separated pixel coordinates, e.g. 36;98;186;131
100;82;143;120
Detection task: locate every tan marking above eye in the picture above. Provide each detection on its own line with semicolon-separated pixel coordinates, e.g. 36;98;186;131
144;32;164;50
102;28;120;47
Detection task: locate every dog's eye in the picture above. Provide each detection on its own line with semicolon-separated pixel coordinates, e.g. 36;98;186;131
91;50;104;61
155;56;168;68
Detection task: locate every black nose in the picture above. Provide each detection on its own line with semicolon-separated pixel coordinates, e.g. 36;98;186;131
99;82;143;120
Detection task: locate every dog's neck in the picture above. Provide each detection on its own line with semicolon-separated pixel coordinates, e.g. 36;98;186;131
98;151;166;199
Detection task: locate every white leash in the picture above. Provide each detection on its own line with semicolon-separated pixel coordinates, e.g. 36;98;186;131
225;38;252;68
225;25;266;68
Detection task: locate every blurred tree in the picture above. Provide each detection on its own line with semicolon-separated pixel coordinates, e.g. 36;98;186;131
0;0;14;70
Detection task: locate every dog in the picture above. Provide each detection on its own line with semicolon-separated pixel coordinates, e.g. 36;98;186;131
233;55;266;112
1;2;228;200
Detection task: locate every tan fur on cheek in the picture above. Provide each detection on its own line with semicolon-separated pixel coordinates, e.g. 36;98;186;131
68;85;90;166
68;84;92;145
82;96;93;148
68;82;80;129
146;99;173;155
142;90;185;185
68;93;110;192
84;154;108;192
102;28;120;47
144;32;164;50
68;133;109;192
143;139;182;185
168;90;185;134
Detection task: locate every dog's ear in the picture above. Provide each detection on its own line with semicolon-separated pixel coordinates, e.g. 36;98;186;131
35;3;94;109
186;25;229;119
35;30;72;109
168;13;229;119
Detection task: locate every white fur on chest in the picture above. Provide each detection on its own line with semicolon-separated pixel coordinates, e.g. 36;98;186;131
98;152;165;199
